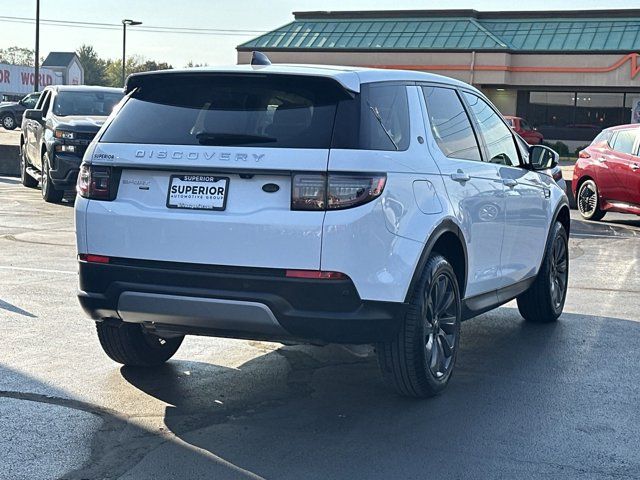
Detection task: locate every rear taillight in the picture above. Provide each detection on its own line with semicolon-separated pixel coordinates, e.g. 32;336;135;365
579;150;591;159
76;164;114;200
291;173;386;211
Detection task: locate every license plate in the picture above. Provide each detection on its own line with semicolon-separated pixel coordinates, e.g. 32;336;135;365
166;175;229;211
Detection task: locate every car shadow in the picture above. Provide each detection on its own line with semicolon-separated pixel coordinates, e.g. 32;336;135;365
110;308;640;479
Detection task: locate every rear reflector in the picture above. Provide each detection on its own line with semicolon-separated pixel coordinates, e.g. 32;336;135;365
579;150;591;159
79;254;110;264
285;269;347;280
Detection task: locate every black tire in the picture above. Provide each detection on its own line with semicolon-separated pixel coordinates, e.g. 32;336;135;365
41;152;64;203
517;221;569;323
1;113;17;130
576;179;606;221
20;146;38;188
377;254;461;398
96;321;184;367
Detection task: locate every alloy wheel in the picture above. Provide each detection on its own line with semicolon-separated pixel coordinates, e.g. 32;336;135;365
578;182;597;217
424;272;459;379
2;116;15;129
549;234;568;309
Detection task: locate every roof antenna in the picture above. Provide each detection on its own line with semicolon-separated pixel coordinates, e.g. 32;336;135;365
251;51;271;66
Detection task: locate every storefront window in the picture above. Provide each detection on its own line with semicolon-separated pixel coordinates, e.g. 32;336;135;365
625;94;640;125
575;93;624;130
518;90;639;142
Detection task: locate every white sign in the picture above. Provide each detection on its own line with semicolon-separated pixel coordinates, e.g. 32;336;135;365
0;63;62;95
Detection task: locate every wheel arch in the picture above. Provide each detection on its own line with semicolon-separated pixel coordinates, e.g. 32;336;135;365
404;219;468;302
536;199;570;277
575;174;595;195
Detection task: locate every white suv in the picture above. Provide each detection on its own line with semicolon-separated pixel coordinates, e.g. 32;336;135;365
75;60;570;397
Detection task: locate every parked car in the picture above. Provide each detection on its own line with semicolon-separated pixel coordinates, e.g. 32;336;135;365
75;59;570;398
505;116;544;145
19;85;123;203
573;124;640;220
0;92;41;130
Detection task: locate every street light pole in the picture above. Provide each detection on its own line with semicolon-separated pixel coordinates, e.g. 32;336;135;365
121;19;142;87
34;0;40;92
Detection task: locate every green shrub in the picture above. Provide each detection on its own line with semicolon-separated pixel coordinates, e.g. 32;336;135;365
551;141;570;156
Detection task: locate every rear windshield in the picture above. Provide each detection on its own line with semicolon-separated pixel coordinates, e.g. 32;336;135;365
102;74;349;148
53;91;123;117
101;73;410;151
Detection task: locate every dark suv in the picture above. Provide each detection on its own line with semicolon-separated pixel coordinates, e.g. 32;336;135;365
20;85;123;203
0;92;41;130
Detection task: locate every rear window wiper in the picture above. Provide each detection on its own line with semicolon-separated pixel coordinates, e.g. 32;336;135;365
195;132;277;146
367;102;399;151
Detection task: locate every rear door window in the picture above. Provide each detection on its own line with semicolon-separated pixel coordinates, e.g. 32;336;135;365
102;74;351;148
421;86;482;161
612;130;637;154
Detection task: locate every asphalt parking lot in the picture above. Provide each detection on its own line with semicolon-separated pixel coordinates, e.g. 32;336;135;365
1;177;640;479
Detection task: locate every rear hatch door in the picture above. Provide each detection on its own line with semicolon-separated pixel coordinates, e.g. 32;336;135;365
84;72;353;270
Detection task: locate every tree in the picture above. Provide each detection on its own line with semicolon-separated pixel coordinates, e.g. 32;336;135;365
103;55;173;87
0;46;36;66
76;45;107;86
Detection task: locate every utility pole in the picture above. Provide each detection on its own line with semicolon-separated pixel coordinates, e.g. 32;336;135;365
34;0;40;91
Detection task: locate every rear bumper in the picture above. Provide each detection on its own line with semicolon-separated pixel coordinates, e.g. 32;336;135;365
78;258;407;344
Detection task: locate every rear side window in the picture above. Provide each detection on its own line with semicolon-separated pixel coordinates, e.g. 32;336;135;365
333;83;410;151
102;74;351;148
591;130;612;146
422;86;481;161
612;130;637;154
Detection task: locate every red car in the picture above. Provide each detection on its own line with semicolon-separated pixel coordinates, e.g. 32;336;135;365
573;124;640;220
504;116;543;145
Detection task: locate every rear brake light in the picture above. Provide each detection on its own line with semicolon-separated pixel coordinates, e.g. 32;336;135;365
78;254;110;264
77;164;114;200
579;150;591;159
285;270;347;280
291;173;386;211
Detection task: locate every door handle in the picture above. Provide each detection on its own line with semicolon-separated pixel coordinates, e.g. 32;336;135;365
598;157;607;163
632;163;640;171
450;171;471;183
502;178;518;188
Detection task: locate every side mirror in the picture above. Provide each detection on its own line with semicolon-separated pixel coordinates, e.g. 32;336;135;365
529;144;558;170
24;109;43;122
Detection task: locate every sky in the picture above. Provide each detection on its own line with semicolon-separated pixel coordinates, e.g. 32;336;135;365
1;0;638;67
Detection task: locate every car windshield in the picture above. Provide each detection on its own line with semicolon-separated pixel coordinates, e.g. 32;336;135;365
53;91;123;116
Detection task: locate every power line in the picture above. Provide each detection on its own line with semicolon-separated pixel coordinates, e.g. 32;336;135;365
0;15;268;37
